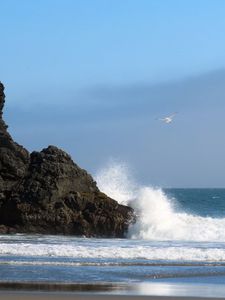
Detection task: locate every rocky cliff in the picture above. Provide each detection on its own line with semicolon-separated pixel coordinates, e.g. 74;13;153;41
0;82;133;236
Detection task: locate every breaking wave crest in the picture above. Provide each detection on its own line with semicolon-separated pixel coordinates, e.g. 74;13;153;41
96;162;225;242
1;242;225;261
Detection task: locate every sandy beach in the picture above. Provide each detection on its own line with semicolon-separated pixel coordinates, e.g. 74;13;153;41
0;293;225;300
0;281;225;300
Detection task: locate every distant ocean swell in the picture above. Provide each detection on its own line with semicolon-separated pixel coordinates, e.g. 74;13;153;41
96;162;225;242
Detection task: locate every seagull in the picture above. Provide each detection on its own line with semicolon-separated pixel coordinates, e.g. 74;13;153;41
158;113;177;124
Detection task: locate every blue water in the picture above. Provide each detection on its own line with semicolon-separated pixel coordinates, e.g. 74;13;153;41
1;188;225;297
166;188;225;217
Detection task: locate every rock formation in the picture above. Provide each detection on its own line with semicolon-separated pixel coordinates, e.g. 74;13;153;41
0;83;29;203
0;82;133;236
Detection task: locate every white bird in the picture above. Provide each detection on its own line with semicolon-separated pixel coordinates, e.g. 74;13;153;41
158;113;177;124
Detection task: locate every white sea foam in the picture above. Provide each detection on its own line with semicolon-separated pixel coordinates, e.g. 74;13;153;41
1;243;225;262
96;162;225;242
95;161;135;205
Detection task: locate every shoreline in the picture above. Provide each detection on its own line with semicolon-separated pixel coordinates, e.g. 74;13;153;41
0;292;225;300
0;281;225;299
0;282;129;293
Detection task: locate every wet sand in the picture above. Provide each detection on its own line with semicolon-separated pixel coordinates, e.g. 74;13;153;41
0;293;224;300
0;281;224;299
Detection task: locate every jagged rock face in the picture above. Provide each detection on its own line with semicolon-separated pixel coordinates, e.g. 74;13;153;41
0;83;29;201
0;83;5;119
0;82;133;236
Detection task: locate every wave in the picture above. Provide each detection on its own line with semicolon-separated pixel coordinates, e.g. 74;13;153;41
1;243;225;261
96;162;225;242
1;260;223;267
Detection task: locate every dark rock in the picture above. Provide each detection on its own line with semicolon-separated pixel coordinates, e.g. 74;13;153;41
0;83;29;201
0;82;133;237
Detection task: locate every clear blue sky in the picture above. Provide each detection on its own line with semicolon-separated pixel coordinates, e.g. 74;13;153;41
1;0;225;187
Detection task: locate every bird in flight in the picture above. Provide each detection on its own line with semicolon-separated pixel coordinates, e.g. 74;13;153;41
158;113;177;124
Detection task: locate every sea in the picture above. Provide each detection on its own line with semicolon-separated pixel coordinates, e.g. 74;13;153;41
1;163;225;297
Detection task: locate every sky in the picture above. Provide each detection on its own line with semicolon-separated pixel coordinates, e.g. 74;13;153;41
0;0;225;187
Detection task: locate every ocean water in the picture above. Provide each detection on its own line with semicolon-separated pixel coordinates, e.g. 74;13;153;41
1;163;225;297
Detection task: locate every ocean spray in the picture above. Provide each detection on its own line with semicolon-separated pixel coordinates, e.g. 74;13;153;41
96;161;225;242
